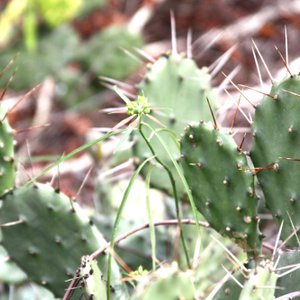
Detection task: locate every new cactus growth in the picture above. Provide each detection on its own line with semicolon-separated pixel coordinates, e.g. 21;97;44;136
250;75;300;246
214;250;300;299
275;249;300;297
0;183;123;298
180;121;262;257
0;106;15;196
134;262;196;300
77;255;107;300
133;52;216;196
239;260;277;300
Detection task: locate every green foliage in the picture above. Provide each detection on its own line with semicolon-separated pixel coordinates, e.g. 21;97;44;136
0;24;79;90
55;66;95;107
0;0;82;50
35;0;82;27
76;26;143;80
0;24;143;108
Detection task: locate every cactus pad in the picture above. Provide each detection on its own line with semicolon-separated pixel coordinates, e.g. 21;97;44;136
0;107;15;196
181;122;262;257
250;75;300;246
275;249;300;297
77;255;107;300
133;52;216;196
134;263;196;300
0;183;110;297
239;260;277;300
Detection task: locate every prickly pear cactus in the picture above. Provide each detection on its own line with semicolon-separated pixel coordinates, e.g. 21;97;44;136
133;52;216;197
213;271;244;300
250;75;300;246
133;262;196;300
0;245;27;284
275;249;300;297
0;183;124;298
0;106;15;196
180;122;262;257
239;260;277;300
76;25;143;80
77;255;107;300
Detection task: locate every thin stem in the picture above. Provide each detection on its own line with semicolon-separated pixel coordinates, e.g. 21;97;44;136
145;167;157;271
105;156;152;300
92;219;209;259
26;130;122;185
142;122;201;238
138;122;191;268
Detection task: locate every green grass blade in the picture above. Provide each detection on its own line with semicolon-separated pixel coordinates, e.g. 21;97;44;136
142;122;201;233
106;156;153;300
26;130;121;185
145;166;156;271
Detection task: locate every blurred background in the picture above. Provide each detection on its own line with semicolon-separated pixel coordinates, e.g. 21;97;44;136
1;0;300;160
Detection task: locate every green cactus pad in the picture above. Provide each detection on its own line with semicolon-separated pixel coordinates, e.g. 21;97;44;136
250;75;300;246
0;245;27;284
76;25;143;80
213;271;244;300
275;249;300;297
0;183;121;298
0;107;15;196
77;255;107;300
133;52;216;197
134;263;196;300
181;122;261;257
239;260;277;300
